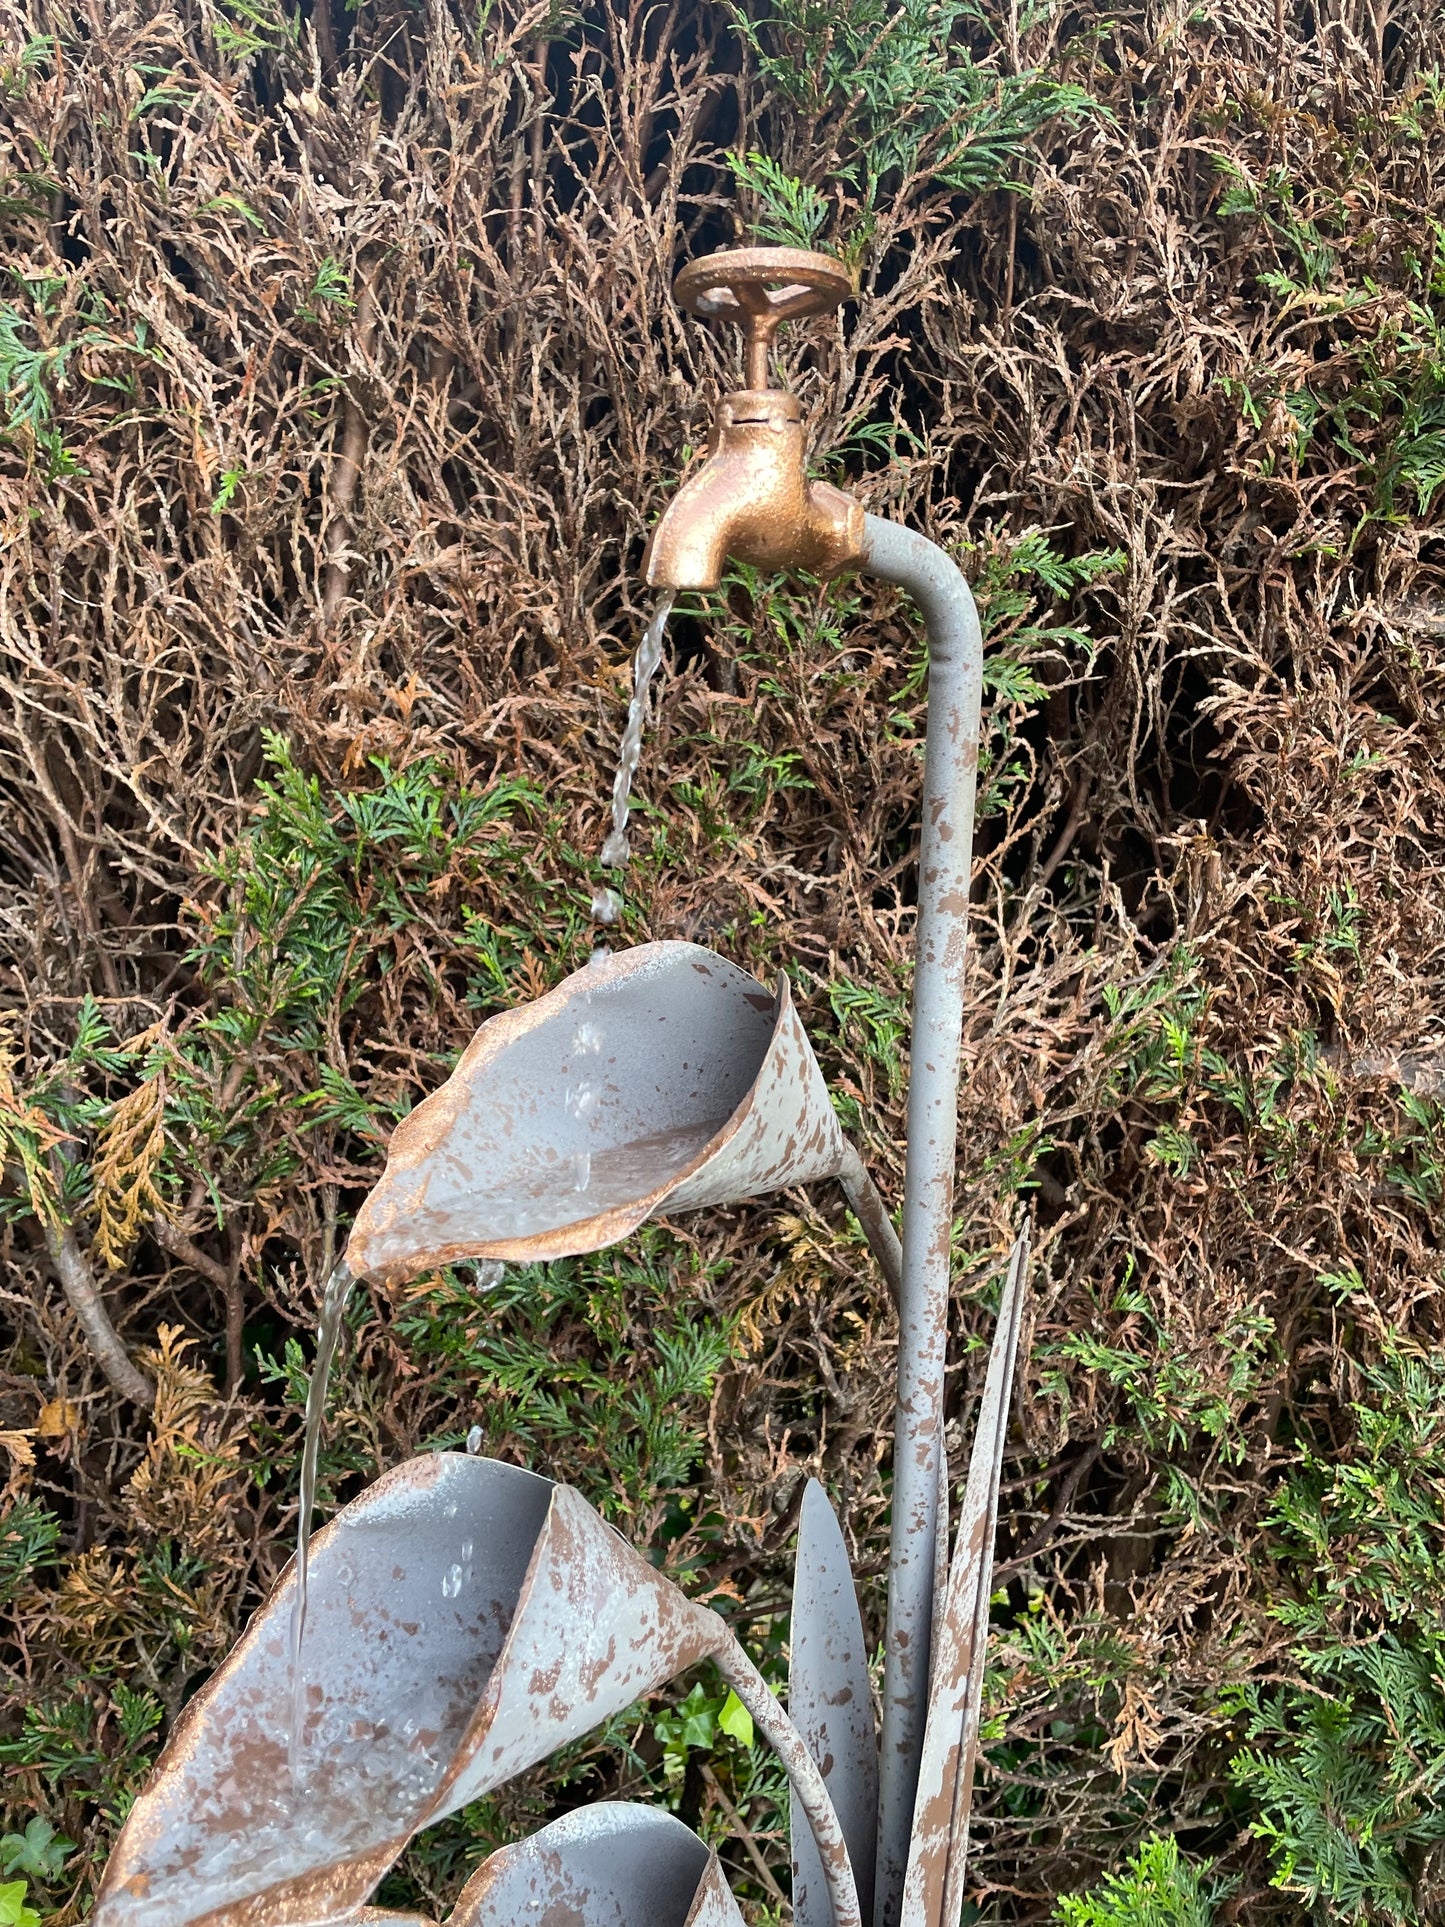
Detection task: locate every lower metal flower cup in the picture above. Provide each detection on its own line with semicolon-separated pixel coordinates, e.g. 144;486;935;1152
448;1804;746;1927
90;1453;732;1927
91;1450;862;1927
346;941;848;1288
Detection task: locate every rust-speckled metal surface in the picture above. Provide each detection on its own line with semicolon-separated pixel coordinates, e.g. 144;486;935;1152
712;1635;863;1927
92;1453;730;1927
346;941;847;1289
900;1232;1029;1927
858;518;986;1927
790;1480;879;1927
449;1803;745;1927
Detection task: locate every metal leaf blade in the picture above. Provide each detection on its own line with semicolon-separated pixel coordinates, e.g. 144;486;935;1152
900;1229;1029;1927
790;1479;878;1927
449;1804;745;1927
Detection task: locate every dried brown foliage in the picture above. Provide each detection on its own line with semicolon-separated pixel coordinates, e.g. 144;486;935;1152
1;0;1444;1918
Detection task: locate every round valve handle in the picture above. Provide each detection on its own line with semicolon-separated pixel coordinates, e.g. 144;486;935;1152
673;246;854;391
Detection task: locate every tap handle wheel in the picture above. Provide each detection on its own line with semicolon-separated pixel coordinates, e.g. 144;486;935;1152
673;246;854;391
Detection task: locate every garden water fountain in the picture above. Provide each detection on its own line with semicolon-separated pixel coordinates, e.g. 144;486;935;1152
90;247;1026;1927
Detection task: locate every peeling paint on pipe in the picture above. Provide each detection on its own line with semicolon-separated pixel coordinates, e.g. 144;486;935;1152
858;516;984;1927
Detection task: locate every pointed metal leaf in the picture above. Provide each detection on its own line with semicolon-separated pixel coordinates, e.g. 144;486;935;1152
450;1804;745;1927
346;942;846;1289
790;1480;878;1927
901;1230;1029;1927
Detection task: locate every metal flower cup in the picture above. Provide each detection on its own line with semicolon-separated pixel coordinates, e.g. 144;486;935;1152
93;1452;862;1927
449;1805;747;1927
346;942;850;1287
348;1805;748;1927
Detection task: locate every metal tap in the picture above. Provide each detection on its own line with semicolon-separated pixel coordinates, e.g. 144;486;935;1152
643;247;866;590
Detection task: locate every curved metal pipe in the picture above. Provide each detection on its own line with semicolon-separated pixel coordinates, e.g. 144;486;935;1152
859;515;983;1927
717;1631;864;1927
838;1138;904;1305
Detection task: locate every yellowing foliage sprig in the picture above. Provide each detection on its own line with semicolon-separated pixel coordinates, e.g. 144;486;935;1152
0;1021;70;1227
92;1073;171;1272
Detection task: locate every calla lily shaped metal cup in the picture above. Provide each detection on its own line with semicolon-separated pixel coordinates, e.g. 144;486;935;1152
447;1804;748;1927
93;1452;861;1927
337;1804;749;1927
346;941;855;1287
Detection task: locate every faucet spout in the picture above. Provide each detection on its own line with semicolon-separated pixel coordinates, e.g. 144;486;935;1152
644;390;864;592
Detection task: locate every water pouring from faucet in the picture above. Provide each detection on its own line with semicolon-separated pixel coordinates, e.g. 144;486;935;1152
596;591;676;902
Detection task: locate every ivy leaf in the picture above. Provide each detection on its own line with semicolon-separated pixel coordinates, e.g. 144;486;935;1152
717;1688;754;1748
0;1880;40;1927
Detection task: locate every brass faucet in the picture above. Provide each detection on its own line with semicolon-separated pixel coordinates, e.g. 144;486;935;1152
643;247;867;591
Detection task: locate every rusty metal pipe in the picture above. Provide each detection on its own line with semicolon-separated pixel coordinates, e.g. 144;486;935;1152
838;1138;904;1306
715;1631;863;1927
858;515;983;1927
640;251;986;1925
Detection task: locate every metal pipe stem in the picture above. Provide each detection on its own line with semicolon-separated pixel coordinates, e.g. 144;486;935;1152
859;515;983;1927
716;1632;863;1927
838;1138;904;1306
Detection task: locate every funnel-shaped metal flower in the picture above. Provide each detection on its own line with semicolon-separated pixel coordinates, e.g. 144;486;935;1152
93;1453;729;1927
346;941;846;1288
450;1804;745;1927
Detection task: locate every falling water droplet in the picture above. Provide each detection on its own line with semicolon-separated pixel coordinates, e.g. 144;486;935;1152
573;1150;592;1191
591;886;622;924
473;1259;504;1293
465;1424;483;1455
600;829;630;869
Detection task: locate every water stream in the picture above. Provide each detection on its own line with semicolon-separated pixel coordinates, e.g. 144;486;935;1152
288;1256;355;1789
576;595;676;1179
592;593;675;921
285;600;677;1786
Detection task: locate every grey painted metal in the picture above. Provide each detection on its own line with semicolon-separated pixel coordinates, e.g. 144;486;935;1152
450;1803;745;1927
713;1633;862;1927
902;1231;1029;1927
347;941;847;1289
95;1449;863;1927
837;1139;904;1306
932;1448;951;1692
94;1454;724;1927
858;515;985;1927
790;1479;880;1927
